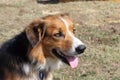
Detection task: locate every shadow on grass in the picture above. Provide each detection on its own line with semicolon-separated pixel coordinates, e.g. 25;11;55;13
37;0;109;4
37;0;59;4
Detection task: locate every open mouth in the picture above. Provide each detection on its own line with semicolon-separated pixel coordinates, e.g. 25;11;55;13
52;49;78;68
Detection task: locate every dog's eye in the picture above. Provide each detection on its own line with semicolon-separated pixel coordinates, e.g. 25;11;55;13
73;28;76;34
53;31;65;38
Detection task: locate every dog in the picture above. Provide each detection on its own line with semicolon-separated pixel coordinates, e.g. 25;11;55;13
0;14;86;80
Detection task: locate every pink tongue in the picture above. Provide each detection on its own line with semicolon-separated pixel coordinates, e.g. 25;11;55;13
66;56;78;68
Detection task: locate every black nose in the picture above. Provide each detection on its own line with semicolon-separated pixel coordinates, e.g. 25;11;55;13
75;45;86;54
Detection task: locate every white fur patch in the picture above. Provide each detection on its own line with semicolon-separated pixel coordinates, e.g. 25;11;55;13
45;58;62;71
23;64;30;75
59;17;69;28
59;17;84;55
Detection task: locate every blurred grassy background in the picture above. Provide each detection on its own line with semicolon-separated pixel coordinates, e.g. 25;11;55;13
0;0;120;80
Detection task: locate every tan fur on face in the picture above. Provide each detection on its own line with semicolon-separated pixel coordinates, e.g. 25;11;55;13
25;19;46;66
24;14;79;80
41;14;75;58
25;14;75;68
0;14;77;80
29;43;45;64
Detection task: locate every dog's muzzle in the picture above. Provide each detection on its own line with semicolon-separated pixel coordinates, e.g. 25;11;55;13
75;45;86;54
51;45;86;69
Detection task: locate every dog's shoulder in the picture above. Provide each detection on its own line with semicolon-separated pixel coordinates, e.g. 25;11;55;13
1;32;29;55
0;31;30;72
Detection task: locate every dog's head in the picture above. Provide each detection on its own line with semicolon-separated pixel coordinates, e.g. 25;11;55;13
25;14;86;69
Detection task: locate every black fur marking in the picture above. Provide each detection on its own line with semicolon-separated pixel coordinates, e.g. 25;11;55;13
0;31;30;76
52;49;69;65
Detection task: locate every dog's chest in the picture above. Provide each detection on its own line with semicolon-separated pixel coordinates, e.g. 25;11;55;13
24;74;39;80
22;64;40;80
45;58;62;71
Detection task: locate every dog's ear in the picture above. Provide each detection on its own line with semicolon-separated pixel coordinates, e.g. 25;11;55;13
25;19;46;47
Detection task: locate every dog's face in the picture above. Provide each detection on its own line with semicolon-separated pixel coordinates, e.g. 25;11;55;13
25;14;86;69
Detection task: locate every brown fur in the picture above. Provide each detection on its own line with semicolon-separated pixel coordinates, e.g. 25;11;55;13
0;14;77;80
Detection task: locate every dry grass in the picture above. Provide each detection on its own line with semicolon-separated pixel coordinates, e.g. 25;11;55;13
0;0;120;80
